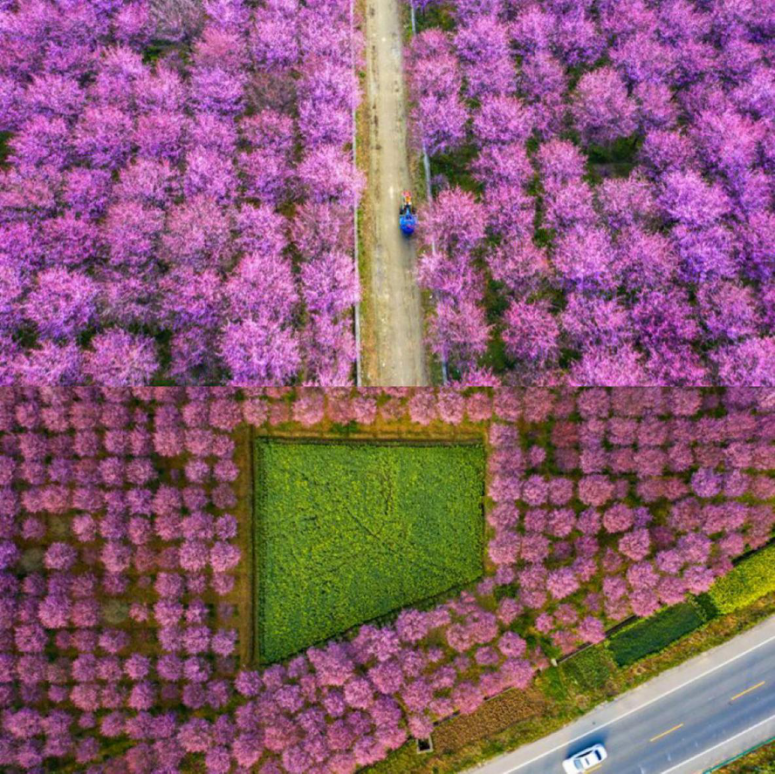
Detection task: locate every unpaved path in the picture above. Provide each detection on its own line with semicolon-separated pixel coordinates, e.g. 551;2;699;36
362;0;428;386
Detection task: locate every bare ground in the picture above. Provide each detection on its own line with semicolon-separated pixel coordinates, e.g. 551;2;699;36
362;0;428;386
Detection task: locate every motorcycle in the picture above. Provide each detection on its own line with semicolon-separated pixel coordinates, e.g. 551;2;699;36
399;191;417;237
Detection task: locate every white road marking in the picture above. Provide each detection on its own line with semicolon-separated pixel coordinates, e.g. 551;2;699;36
503;629;775;773
659;711;775;774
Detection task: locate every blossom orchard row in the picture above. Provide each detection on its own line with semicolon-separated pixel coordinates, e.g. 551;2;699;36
407;0;775;386
0;387;773;774
0;387;243;772
0;0;364;386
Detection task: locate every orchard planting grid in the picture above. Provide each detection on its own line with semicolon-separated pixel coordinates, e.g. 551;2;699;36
0;0;364;386
406;0;775;386
0;386;774;774
253;439;486;664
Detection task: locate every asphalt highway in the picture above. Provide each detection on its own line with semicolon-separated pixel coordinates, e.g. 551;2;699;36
466;615;775;774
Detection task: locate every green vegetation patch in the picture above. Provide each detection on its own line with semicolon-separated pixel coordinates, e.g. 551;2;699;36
609;601;707;667
255;440;486;662
709;545;775;614
0;131;11;166
713;739;775;773
559;645;617;693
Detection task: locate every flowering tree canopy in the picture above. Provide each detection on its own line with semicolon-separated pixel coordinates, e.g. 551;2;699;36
407;0;775;386
0;0;363;386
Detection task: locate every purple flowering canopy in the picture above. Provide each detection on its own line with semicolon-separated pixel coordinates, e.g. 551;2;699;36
407;0;775;386
0;0;363;386
0;386;772;773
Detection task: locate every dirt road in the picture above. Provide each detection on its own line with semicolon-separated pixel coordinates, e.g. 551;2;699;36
362;0;428;386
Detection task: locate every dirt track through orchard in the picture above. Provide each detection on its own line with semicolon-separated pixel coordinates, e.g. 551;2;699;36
363;0;429;386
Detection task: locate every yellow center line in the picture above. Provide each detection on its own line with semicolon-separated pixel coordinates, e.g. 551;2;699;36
731;681;766;702
650;724;684;743
586;765;602;773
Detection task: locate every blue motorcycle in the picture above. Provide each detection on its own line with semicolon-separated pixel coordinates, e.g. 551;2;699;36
399;191;417;237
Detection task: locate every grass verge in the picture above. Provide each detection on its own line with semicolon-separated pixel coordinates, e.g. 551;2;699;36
714;739;775;773
354;0;374;385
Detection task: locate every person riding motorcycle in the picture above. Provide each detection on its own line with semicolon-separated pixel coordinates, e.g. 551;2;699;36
399;191;417;236
399;191;416;218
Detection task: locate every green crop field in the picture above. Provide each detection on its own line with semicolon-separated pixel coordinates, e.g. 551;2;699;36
608;601;707;667
254;440;486;663
708;544;775;614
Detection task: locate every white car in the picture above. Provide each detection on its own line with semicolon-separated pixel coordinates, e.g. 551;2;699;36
562;743;608;773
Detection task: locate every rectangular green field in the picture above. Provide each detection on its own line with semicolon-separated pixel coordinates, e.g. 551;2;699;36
608;601;707;667
708;544;775;614
254;440;485;663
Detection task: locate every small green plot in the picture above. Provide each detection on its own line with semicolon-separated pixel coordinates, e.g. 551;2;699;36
255;440;485;663
608;601;707;667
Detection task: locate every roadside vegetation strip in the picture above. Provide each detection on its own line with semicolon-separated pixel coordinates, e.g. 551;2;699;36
355;0;377;385
346;0;368;387
365;593;775;774
366;532;775;772
608;600;710;667
710;737;775;773
432;686;550;754
709;545;775;614
254;439;486;662
558;645;619;693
